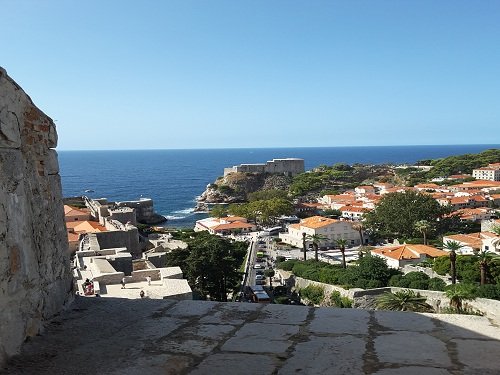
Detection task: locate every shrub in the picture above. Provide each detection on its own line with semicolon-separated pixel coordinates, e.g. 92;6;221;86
330;291;353;308
275;256;286;263
476;284;500;300
427;277;446;291
376;290;434;312
300;285;325;305
279;260;297;271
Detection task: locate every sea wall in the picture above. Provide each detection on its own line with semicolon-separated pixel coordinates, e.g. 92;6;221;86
0;67;72;365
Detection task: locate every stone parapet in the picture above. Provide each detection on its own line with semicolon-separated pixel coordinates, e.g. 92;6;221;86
3;298;500;374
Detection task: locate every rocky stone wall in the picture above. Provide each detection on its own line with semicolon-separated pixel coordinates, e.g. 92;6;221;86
0;67;72;365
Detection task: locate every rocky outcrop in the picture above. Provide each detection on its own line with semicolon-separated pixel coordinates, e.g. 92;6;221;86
196;172;293;209
0;67;72;365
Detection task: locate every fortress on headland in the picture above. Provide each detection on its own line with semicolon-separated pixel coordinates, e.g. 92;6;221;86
223;158;305;177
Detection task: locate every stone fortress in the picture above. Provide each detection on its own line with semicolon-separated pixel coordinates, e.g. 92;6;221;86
2;68;500;374
223;158;305;177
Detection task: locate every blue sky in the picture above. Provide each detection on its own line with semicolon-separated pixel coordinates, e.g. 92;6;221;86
3;1;499;150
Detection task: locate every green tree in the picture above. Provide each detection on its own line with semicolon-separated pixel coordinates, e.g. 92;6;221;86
306;233;329;262
477;250;500;285
443;240;464;285
264;269;275;290
376;290;434;312
210;205;228;218
183;232;245;301
414;220;432;245
364;191;445;240
352;222;365;245
336;238;348;269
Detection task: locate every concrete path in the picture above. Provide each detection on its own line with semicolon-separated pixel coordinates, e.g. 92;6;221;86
3;297;500;374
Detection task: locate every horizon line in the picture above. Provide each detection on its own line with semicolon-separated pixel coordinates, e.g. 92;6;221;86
56;143;500;152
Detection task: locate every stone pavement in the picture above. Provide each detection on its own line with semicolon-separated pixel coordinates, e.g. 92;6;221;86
3;297;500;374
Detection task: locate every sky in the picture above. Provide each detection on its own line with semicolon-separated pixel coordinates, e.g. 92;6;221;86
2;1;500;150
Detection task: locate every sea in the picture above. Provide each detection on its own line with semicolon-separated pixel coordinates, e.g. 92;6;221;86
59;145;499;229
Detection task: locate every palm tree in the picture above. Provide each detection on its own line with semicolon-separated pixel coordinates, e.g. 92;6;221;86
336;238;348;269
264;269;275;290
306;233;329;261
352;222;365;246
445;284;476;312
477;250;500;285
443;240;464;285
376;290;434;312
302;232;307;261
414;220;431;245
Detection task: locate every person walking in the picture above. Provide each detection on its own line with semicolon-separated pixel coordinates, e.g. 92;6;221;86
121;277;126;289
146;276;151;286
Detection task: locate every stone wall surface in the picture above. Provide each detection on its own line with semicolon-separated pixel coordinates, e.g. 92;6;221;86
0;67;71;365
3;298;500;374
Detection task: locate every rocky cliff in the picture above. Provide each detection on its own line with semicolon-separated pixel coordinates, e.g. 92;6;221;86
196;172;292;210
0;68;72;365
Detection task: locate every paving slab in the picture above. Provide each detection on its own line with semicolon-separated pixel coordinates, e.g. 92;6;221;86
157;324;236;355
375;310;436;332
221;322;299;354
199;302;263;325
375;331;452;367
373;367;452;375
254;303;310;325
453;339;500;372
426;313;500;340
164;300;219;318
278;336;365;374
309;307;370;335
189;353;277;375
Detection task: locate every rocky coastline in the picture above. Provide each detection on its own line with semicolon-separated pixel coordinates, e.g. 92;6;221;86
195;172;293;211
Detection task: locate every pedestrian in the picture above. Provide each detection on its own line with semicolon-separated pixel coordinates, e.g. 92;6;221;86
121;277;126;289
140;290;145;298
146;276;151;286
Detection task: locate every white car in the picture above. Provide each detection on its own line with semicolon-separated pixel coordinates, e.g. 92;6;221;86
253;264;263;269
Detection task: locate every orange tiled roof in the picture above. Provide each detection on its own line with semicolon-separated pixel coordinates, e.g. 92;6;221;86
339;205;367;213
300;216;339;229
73;221;107;233
372;244;447;261
64;205;88;216
443;234;482;249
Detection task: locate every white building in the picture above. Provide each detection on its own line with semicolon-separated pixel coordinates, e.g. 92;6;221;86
472;166;500;181
279;216;362;248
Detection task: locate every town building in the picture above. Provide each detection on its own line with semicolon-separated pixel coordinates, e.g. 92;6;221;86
279;216;363;248
371;244;448;269
194;216;257;235
442;232;500;255
472;163;500;181
223;158;305;177
74;247;192;299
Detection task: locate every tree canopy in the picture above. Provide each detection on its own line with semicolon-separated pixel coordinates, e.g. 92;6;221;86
165;231;247;301
364;190;445;240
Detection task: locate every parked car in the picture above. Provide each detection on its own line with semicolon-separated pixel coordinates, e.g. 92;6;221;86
253;264;263;269
255;279;266;285
255;270;264;275
255;275;264;280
